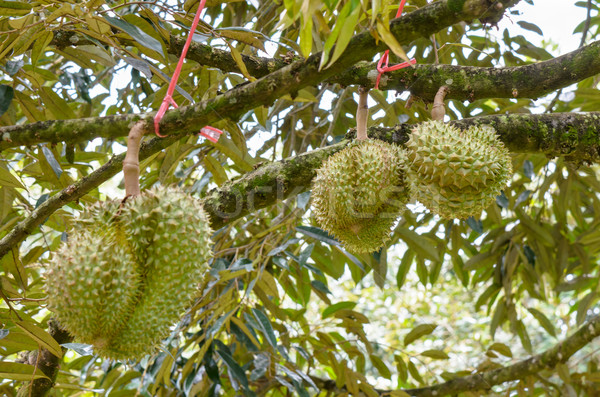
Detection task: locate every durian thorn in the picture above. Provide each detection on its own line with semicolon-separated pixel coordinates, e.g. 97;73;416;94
431;85;448;121
356;87;369;140
123;121;148;198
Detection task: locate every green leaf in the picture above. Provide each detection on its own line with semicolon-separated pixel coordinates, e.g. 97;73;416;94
407;359;424;384
488;342;513;358
325;1;361;69
396;227;439;261
517;21;543;35
0;163;24;189
216;27;266;51
0;84;14;117
396;249;414;288
216;349;249;389
404;323;437;347
515;319;532;353
420;349;449;360
319;0;359;70
369;354;391;379
296;225;340;246
0;362;49;381
39;87;77;120
1;247;27;289
0;1;31;16
41;145;63;179
311;280;331;295
516;208;554;247
299;14;313;58
375;20;411;64
61;343;94;356
6;59;23;76
15;321;63;358
322;301;357;318
103;15;163;53
527;307;556;337
251;308;278;348
395;355;408;383
227;42;256;81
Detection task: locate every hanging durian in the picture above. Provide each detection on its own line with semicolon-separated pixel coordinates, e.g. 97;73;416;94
311;89;410;253
45;122;213;360
406;88;512;219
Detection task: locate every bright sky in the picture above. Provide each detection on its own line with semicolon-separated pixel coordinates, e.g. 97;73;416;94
498;0;589;53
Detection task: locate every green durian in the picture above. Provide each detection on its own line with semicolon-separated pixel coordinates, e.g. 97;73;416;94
406;121;512;219
311;139;410;253
45;186;213;360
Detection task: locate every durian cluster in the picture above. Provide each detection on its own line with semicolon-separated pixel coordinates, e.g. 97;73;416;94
45;186;213;360
311;122;511;253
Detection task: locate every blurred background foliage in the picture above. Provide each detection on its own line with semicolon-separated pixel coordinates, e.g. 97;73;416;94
1;0;600;396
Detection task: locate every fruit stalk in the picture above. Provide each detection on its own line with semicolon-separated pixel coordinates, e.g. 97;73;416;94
356;87;369;140
123;121;146;197
431;85;448;121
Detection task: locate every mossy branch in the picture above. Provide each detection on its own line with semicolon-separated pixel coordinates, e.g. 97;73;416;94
0;0;516;151
1;111;595;262
1;112;599;260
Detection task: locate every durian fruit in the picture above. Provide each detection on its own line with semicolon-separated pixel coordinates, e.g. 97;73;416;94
311;139;410;253
406;121;512;219
45;186;212;360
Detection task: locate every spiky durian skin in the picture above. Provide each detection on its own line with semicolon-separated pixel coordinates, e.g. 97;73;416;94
406;121;512;219
311;139;410;253
45;186;212;360
45;231;140;344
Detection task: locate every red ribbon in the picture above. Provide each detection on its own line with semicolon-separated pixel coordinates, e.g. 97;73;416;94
374;0;417;90
153;0;223;143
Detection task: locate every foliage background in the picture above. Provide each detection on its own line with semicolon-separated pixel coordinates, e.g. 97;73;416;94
1;0;600;396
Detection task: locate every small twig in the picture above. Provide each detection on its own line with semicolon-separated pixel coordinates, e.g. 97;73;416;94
431;34;439;64
431;85;448;121
356;87;369;140
123;121;147;197
579;0;593;48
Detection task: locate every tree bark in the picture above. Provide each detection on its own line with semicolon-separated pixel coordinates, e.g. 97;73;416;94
2;112;598;262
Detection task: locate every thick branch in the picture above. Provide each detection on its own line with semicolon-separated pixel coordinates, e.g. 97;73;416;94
1;112;599;260
204;112;600;229
334;40;600;101
0;0;516;151
0;112;598;261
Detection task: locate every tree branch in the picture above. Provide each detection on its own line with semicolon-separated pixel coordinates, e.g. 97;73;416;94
0;0;517;151
2;112;597;261
310;314;600;396
332;40;600;101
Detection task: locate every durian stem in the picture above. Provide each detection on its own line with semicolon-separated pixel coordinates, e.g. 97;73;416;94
356;87;369;140
431;85;449;121
123;121;147;197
